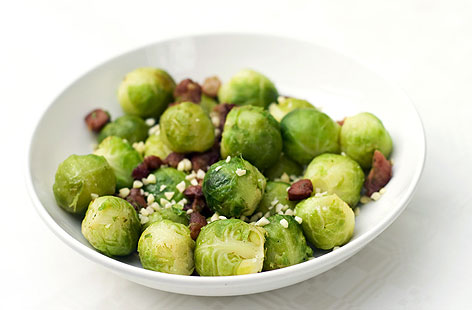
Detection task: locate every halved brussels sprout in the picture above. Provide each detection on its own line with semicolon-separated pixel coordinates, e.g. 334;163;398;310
94;136;142;189
281;108;340;165
118;67;175;118
53;154;116;215
218;69;278;108
143;167;189;204
263;215;313;270
269;97;315;122
256;181;295;216
144;134;173;159
81;196;140;256
304;154;365;207
200;94;218;115
160;101;215;153
264;153;303;181
340;112;393;169
202;156;266;217
138;220;195;275
98;115;148;144
220;106;282;170
295;194;355;250
194;219;265;276
142;206;189;230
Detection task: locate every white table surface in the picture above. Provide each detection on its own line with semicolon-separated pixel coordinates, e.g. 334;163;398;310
1;0;471;309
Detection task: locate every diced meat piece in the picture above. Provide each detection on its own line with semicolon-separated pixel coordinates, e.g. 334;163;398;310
132;155;163;180
184;185;203;199
163;152;185;168
143;155;163;171
202;76;221;98
364;150;393;196
174;78;202;103
84;109;110;132
337;118;345;126
189;211;207;240
212;103;236;130
190;143;220;171
132;163;149;180
288;179;313;201
126;188;147;210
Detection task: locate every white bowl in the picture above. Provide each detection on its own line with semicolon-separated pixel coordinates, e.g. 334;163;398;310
26;33;425;296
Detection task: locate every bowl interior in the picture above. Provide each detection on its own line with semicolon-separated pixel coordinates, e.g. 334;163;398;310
28;34;425;296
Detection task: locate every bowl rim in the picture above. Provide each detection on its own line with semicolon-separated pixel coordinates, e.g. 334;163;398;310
25;32;426;287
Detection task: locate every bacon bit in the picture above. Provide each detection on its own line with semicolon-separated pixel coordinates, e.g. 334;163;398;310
288;179;313;201
84;109;110;132
212;103;236;130
183;185;203;199
174;78;202;103
202;76;221;98
189;211;207;240
126;188;147;210
364;150;393;196
190;142;220;172
132;155;163;180
337;118;346;126
163;152;186;168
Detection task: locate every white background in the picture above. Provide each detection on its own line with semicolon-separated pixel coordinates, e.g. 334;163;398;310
1;0;471;309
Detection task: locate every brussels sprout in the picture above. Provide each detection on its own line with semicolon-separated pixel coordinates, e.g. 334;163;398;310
263;215;313;270
218;69;278;108
295;194;355;250
118;67;175;118
203;157;266;217
160;102;215;153
304;154;365;206
94;136;142;189
340;112;393;169
138;220;195;275
269;97;315;122
220;106;282;170
195;219;265;276
200;94;218;115
144;134;173;159
142;206;189;230
82;196;140;256
98;115;148;144
256;181;295;216
53;154;116;215
281;108;340;165
264;154;303;181
143;167;189;204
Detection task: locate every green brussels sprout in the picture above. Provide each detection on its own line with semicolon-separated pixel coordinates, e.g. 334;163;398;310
264;153;303;181
138;220;195;275
220;106;282;170
94;136;142;189
202;157;266;217
142;206;189;230
98;115;148;144
143;167;189;204
256;181;295;216
340;112;393;169
200;94;218;115
82;196;140;256
118;67;175;118
263;215;313;270
218;69;278;108
295;194;355;250
281;108;340;165
144;134;173;159
304;154;365;207
195;219;265;276
159;102;215;153
53;154;116;215
269;97;316;122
